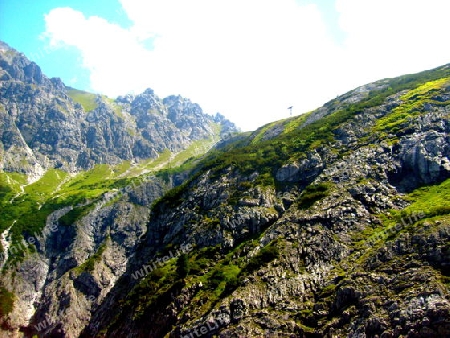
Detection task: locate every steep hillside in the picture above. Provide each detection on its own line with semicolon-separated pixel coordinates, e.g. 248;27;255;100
0;41;449;338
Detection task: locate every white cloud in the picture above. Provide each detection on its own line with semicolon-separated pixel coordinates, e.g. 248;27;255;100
43;1;450;131
44;7;156;96
335;0;450;86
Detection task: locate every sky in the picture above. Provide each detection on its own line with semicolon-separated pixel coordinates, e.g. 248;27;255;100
1;0;450;131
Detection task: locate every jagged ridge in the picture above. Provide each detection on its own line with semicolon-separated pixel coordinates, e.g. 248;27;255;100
0;41;237;178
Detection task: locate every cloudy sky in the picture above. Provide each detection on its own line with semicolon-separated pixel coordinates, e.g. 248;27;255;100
1;0;450;131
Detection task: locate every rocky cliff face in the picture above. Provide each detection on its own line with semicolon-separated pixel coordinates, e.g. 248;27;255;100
0;42;449;338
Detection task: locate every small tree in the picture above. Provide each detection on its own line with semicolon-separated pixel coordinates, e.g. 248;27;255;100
176;254;189;280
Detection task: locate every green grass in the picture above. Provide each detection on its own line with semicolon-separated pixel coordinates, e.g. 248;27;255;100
350;178;450;264
0;170;69;240
207;264;241;296
297;183;331;209
122;136;218;179
374;77;450;136
74;240;108;273
103;96;124;117
0;165;131;255
67;87;124;117
250;120;280;144
58;205;96;227
66;87;98;112
0;172;27;201
241;240;280;275
0;286;14;318
281;111;313;135
124;258;179;320
171;137;220;167
0;134;223;262
402;178;450;218
24;169;69;198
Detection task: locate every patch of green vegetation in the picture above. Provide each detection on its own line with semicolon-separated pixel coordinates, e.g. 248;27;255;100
250;120;280;144
203;215;221;227
402;77;449;100
241;240;280;275
0;172;27;201
66;164;112;190
297;183;331;209
0;165;132;256
370;178;450;242
112;161;132;176
317;283;337;298
281;111;312;134
58;205;95;227
24;169;69;197
122;149;171;178
66;87;98;112
254;172;275;187
402;178;450;218
155;137;220;182
124;257;180;320
151;181;188;210
103;96;124;117
0;286;14;318
347;178;450;269
0;170;69;241
75;240;108;273
173;137;219;167
176;253;190;279
375;77;450;136
211;264;241;296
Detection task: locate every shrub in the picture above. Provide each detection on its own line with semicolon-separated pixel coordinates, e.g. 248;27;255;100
0;287;14;318
207;264;241;294
242;241;280;275
176;254;189;280
298;183;330;209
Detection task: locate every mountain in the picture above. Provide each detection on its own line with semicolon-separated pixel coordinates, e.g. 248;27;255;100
0;42;449;338
0;41;237;180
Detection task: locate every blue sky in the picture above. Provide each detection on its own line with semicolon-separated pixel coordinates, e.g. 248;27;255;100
1;0;450;131
0;0;130;91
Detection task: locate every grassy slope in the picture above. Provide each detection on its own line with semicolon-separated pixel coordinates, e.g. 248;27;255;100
66;87;124;116
66;87;98;112
0;132;221;261
197;65;450;181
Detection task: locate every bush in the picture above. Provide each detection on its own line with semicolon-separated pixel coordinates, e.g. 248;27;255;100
59;206;93;226
242;242;280;275
0;287;14;318
176;254;189;280
189;258;210;275
298;183;330;209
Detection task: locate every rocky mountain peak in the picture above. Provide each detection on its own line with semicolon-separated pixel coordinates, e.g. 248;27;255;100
0;41;238;178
